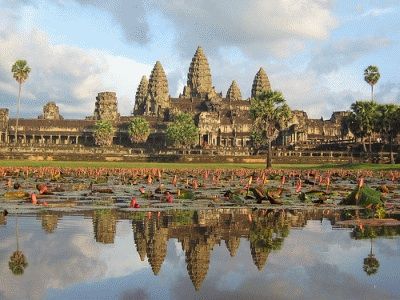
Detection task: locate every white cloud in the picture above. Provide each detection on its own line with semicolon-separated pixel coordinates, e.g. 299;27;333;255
361;7;394;18
0;11;152;118
75;0;150;43
73;0;337;59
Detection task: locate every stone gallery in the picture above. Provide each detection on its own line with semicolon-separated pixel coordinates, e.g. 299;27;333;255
0;47;350;149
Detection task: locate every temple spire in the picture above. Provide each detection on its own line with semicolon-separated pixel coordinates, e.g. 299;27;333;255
251;67;271;98
183;46;214;99
226;80;242;101
133;75;148;115
145;61;170;117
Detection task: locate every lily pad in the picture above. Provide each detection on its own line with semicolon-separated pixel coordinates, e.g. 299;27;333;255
341;186;383;207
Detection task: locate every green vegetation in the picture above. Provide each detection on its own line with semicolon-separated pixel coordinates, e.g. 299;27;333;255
128;117;150;144
342;67;400;163
250;90;291;169
351;226;400;240
9;251;28;275
347;100;378;153
166;113;199;148
343;100;400;162
364;65;380;101
342;185;383;206
93;120;114;146
11;60;31;143
375;104;400;164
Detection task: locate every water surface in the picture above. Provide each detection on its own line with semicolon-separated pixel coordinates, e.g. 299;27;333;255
0;209;399;300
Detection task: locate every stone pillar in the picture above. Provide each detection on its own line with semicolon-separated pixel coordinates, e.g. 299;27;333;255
67;135;70;144
41;135;44;144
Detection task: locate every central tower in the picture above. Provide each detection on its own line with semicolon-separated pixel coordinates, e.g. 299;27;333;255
182;46;217;99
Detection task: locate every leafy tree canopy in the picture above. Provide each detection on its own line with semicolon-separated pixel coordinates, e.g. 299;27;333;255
128;117;150;144
166;113;199;148
93;120;114;146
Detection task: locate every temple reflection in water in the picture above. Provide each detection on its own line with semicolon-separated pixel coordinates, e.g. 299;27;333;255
128;208;341;290
19;208;344;290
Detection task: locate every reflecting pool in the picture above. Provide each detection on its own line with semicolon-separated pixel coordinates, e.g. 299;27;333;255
0;209;399;300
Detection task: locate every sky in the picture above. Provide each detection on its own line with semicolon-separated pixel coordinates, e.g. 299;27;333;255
0;0;399;119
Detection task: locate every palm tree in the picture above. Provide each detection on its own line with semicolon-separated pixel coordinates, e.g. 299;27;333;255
128;116;150;144
364;65;380;101
375;104;400;164
93;120;114;146
363;238;380;276
11;60;31;144
250;90;291;168
9;215;28;275
348;100;378;154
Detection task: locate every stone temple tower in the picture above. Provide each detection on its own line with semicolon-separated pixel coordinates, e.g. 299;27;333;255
182;46;218;100
251;67;271;98
93;92;119;122
145;61;170;118
133;75;148;115
226;80;242;101
39;102;63;120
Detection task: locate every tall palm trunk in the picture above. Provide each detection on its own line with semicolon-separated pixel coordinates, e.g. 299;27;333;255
371;85;374;101
368;135;372;153
362;137;367;153
266;138;272;169
15;82;21;144
15;215;19;251
389;137;395;164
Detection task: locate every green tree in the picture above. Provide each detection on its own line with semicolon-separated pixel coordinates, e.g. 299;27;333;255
11;60;31;143
128;117;150;144
364;65;380;101
348;100;378;153
9;215;28;275
250;90;291;168
166;113;199;148
93;120;114;146
375;104;400;164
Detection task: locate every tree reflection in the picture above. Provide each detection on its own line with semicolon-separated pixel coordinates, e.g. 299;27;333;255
351;226;381;276
9;215;28;275
363;238;380;276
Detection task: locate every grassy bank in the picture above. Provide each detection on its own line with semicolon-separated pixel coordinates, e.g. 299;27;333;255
0;160;399;171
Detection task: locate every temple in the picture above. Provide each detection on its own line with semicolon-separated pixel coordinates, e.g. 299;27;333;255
0;46;351;150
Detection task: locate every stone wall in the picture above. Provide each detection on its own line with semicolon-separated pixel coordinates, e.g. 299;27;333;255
0;145;390;163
